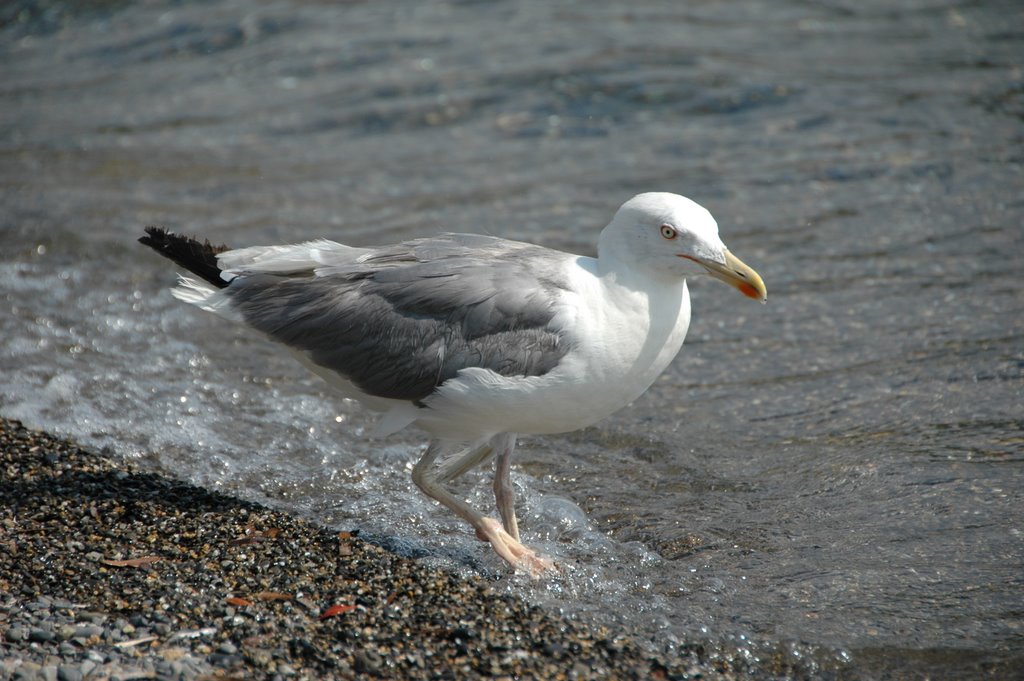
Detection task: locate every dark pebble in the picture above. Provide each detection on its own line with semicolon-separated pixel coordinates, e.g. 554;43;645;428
56;665;83;681
208;652;244;668
5;626;27;642
73;624;103;639
353;650;384;674
29;628;56;643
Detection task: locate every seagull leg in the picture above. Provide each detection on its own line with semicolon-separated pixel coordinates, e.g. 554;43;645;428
412;439;554;574
436;440;493;484
435;434;519;541
491;433;520;542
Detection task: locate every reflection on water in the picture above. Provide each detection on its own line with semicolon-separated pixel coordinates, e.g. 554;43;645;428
2;1;1022;677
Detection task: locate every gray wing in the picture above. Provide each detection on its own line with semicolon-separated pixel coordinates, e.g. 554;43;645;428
224;234;574;402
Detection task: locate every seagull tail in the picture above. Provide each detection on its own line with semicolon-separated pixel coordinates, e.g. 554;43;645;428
139;226;231;289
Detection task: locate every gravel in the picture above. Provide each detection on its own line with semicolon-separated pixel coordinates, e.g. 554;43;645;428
0;417;809;680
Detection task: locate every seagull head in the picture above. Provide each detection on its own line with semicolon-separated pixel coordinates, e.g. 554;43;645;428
599;192;767;302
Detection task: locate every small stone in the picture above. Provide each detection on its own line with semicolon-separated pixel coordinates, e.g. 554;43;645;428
217;641;238;654
56;625;77;642
208;652;243;668
4;626;27;642
543;642;565;657
57;665;83;681
29;628;56;643
353;651;383;674
248;648;272;666
12;662;41;681
73;624;102;640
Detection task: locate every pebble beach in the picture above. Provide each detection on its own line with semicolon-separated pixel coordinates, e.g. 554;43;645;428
1;417;798;681
5;1;1023;678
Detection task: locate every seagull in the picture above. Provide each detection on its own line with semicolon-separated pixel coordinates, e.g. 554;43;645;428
139;192;766;573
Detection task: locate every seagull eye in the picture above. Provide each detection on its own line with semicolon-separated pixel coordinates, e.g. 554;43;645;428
660;224;677;240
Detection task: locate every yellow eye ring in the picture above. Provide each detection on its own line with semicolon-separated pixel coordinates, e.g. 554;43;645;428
660;224;677;240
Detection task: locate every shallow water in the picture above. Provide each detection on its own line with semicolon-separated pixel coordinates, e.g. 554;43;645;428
2;0;1022;677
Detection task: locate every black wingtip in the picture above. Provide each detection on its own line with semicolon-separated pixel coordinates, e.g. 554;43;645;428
139;226;231;289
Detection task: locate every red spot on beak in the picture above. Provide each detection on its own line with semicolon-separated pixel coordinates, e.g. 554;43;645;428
737;282;761;300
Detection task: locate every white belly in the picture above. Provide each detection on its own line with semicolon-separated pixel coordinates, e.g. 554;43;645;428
416;265;691;439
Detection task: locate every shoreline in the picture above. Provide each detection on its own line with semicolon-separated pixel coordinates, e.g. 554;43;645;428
1;416;763;680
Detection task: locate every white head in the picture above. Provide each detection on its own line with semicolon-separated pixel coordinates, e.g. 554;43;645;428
599;192;767;302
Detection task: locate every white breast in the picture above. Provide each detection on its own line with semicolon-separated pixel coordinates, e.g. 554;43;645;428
416;256;691;439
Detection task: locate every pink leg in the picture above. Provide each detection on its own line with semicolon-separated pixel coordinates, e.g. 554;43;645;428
411;438;554;574
491;433;520;542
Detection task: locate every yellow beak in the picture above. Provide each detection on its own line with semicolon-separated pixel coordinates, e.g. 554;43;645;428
687;249;767;303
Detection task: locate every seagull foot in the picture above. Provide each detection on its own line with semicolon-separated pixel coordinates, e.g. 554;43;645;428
476;517;557;576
